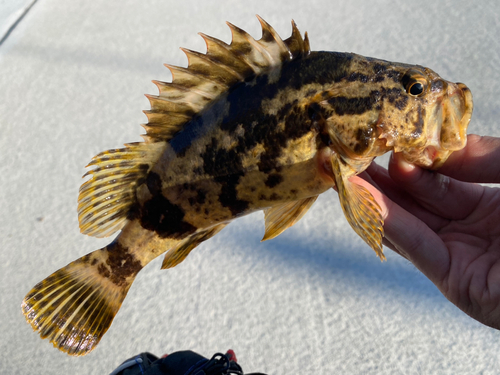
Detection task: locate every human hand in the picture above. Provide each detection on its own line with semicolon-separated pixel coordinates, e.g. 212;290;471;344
356;134;500;329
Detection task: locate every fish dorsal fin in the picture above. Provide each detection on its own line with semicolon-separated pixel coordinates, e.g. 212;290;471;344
330;156;385;260
78;142;165;237
143;16;310;143
161;223;228;269
261;196;318;242
79;17;309;238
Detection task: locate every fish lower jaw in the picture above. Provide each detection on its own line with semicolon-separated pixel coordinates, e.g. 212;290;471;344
399;145;451;169
418;146;439;168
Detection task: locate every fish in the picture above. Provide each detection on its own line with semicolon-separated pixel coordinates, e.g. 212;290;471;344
21;16;473;356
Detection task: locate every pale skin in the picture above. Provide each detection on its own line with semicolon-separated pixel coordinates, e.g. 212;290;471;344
353;134;500;330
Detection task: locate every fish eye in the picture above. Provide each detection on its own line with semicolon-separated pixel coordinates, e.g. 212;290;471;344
402;70;428;97
408;82;424;96
404;77;427;97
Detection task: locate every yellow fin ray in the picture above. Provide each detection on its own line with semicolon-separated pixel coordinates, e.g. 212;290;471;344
161;223;227;269
261;196;318;241
330;157;385;260
22;246;139;356
78;142;165;238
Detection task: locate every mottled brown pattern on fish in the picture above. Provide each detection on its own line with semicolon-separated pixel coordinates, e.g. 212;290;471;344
136;76;332;230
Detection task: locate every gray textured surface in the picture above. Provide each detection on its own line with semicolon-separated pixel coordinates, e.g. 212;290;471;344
1;1;499;374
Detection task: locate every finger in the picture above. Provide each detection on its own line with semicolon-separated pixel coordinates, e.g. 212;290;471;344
388;152;484;221
380;195;450;285
362;162;390;191
362;163;447;231
439;134;500;183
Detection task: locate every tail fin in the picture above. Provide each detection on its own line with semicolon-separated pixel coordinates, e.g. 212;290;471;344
21;243;142;356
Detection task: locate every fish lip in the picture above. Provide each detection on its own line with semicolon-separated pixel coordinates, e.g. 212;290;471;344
456;82;474;128
426;81;473;169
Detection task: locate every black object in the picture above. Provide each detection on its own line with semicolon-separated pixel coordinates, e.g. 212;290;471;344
110;350;267;375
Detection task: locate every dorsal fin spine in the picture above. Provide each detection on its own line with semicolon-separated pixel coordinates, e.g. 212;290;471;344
198;32;255;77
226;22;271;70
303;32;310;53
284;20;310;59
164;64;229;92
143;110;191;123
181;48;245;81
256;16;292;63
152;80;218;101
145;94;198;115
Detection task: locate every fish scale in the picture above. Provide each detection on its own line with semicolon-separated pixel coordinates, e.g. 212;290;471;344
22;16;473;356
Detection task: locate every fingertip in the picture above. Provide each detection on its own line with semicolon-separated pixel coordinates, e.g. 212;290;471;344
389;152;421;183
394;152;415;173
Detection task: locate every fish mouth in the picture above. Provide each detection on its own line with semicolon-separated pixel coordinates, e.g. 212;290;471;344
423;81;473;169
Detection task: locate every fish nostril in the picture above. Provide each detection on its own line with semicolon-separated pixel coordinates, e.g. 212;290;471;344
431;79;447;92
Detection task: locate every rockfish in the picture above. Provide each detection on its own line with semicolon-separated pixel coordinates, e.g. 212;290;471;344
22;16;473;355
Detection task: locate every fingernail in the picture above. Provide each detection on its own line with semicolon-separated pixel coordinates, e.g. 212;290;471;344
394;153;415;172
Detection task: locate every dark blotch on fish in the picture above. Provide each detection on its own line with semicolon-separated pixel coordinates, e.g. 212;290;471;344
265;173;283;188
327;96;375;116
146;172;162;196
354;126;374;154
140;195;197;238
347;72;369;83
201;137;250;215
103;241;142;286
412;105;425;137
217;173;249;216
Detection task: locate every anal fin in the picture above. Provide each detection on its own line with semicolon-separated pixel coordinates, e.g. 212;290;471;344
261;196;318;241
161;223;228;269
330;157;385;260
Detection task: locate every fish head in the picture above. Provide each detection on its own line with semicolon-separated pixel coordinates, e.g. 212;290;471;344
317;54;473;172
377;65;473;169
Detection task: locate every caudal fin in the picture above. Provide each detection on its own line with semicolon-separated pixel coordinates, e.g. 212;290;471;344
22;243;142;356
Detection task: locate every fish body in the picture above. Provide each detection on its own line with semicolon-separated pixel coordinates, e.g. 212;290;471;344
22;17;473;355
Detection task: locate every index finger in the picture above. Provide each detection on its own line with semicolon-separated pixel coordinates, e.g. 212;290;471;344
438;134;500;183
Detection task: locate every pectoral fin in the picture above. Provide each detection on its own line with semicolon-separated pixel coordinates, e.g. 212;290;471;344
161;223;228;269
330;157;385;260
261;196;318;242
78;142;165;238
